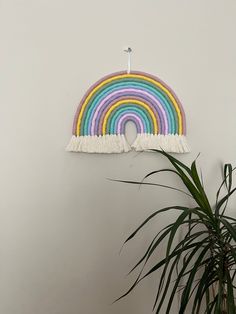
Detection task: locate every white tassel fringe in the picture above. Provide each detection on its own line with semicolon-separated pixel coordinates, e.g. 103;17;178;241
131;134;190;153
66;134;190;154
66;134;131;153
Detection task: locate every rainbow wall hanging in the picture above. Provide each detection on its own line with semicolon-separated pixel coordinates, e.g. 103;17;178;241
66;71;190;153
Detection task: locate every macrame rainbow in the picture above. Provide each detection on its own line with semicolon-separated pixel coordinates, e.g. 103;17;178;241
67;71;190;153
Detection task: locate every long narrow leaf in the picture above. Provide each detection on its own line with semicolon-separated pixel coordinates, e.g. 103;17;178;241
111;179;193;198
165;241;210;313
225;268;236;313
220;218;236;242
191;159;211;210
123;206;190;244
180;244;212;312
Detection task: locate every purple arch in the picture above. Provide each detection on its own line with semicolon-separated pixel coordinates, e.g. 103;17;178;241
117;114;144;134
90;88;168;135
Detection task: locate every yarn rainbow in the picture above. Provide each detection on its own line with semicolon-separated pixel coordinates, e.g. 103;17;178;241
67;71;190;153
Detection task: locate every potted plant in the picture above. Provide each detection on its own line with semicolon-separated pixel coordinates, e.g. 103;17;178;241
116;150;236;314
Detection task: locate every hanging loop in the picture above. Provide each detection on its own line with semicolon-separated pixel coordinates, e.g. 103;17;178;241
124;47;132;74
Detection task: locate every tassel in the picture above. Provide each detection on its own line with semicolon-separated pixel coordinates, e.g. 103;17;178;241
66;135;131;153
131;134;190;153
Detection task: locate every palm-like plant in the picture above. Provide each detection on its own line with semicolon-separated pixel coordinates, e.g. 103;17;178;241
116;150;236;314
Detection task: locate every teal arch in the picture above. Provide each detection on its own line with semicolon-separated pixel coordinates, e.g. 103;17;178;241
106;105;153;135
80;79;178;136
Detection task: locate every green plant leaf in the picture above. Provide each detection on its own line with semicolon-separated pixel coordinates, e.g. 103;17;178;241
192;261;217;313
225;268;236;313
224;164;233;192
112;178;193;197
153;150;214;218
191;159;211;210
153;230;209;311
165;241;211;313
166;208;198;258
127;223;173;275
152;253;181;311
216;187;236;216
179;244;212;313
216;165;236;213
151;149;192;175
220;218;236;242
123;206;190;244
204;294;218;313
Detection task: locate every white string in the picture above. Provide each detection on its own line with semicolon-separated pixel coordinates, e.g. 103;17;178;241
127;50;131;73
124;48;132;74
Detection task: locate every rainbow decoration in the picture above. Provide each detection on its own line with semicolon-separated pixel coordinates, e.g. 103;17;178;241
66;71;190;153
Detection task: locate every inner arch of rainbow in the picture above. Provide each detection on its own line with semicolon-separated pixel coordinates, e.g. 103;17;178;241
66;71;190;153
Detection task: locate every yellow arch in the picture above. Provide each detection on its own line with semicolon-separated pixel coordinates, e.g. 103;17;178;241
102;99;158;135
76;73;182;136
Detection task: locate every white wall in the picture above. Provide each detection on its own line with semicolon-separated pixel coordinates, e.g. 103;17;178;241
1;1;236;313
